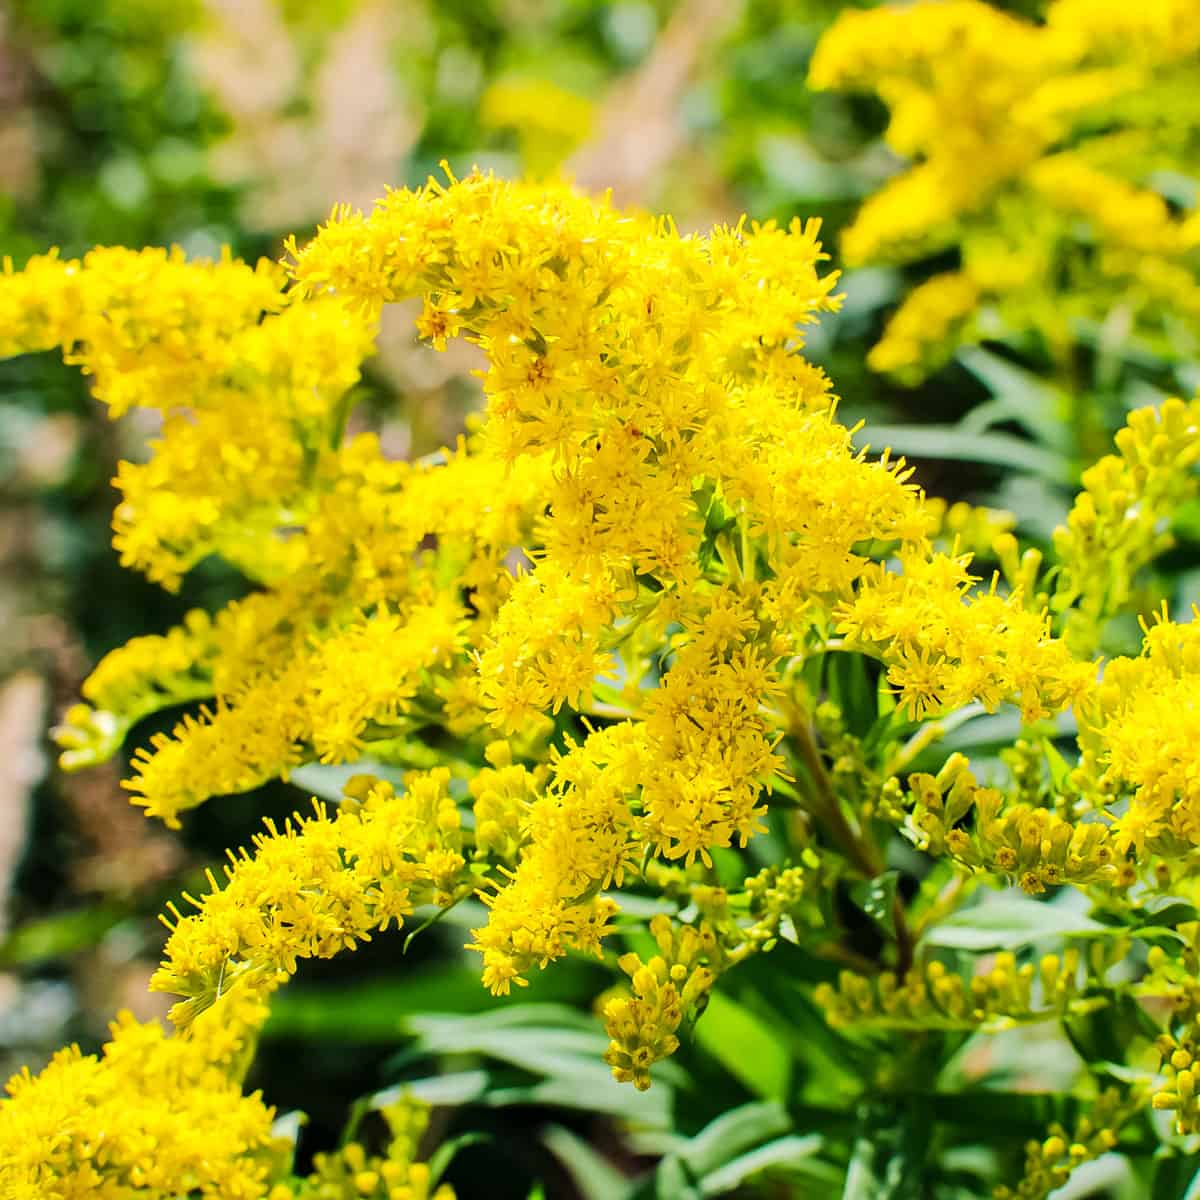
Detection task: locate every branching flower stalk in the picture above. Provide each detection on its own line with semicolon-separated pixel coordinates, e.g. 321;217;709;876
0;167;1198;1196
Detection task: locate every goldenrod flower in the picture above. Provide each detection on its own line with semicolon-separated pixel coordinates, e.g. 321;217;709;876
811;0;1200;378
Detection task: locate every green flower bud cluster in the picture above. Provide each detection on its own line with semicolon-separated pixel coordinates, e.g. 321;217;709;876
894;753;1126;893
742;853;826;949
468;740;545;865
602;915;720;1091
1000;740;1053;810
815;701;879;819
993;1089;1128;1200
928;498;1017;561
1141;930;1200;1134
1141;928;1200;1011
815;950;1090;1032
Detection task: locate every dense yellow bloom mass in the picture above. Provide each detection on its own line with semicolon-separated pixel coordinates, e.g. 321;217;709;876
0;1006;280;1200
0;994;458;1199
154;771;467;1025
811;0;1200;379
836;550;1092;722
1076;611;1200;855
4;170;1200;1192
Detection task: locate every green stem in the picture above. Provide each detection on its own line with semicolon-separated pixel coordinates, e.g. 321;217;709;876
787;704;915;974
789;710;882;878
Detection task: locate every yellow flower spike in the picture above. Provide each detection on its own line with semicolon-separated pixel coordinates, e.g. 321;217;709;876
995;1088;1141;1199
812;0;1200;381
1053;397;1200;655
601;918;725;1090
152;773;467;1023
892;757;1125;891
817;949;1089;1034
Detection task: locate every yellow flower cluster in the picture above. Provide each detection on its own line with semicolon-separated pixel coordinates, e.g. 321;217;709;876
1051;397;1200;654
836;551;1092;722
888;753;1124;893
272;1099;456;1200
153;771;467;1026
0;993;459;1200
0;247;375;588
6;170;1200;1166
0;1006;280;1200
1076;612;1200;857
278;169;953;994
603;915;721;1091
811;0;1200;378
815;950;1091;1033
994;1089;1130;1200
56;436;548;826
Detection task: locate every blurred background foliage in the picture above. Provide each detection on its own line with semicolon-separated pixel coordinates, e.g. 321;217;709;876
1;1;1197;1196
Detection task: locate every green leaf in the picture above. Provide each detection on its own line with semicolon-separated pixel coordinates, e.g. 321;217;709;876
825;651;878;736
955;347;1071;449
404;1005;683;1108
652;1103;814;1200
1043;738;1073;792
1138;899;1199;928
1176;1158;1200;1200
1048;1154;1132;1199
693;993;792;1101
264;967;493;1039
842;1101;932;1199
923;892;1105;951
1063;991;1160;1065
698;1134;831;1196
543;1125;634;1200
486;1076;673;1125
842;1137;883;1200
672;1101;791;1179
1154;1157;1200;1200
427;1132;492;1189
371;1070;491;1109
656;1155;699;1200
850;872;900;938
853;424;1073;483
289;759;409;800
904;709;1078;773
0;904;130;967
266;957;605;1041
